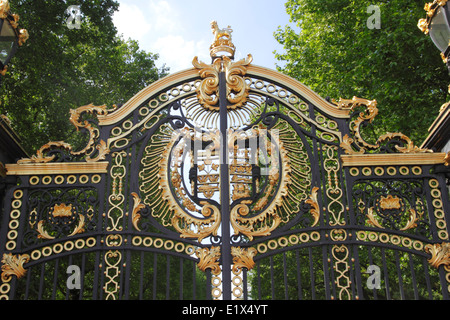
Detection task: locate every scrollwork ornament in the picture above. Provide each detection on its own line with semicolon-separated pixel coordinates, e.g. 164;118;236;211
1;253;30;282
196;246;221;275
231;247;257;273
425;242;450;269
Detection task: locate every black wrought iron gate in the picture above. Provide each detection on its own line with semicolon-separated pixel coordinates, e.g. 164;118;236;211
1;27;450;300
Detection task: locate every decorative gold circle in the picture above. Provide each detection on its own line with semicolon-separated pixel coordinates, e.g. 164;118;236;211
390;235;401;245
164;240;174;251
31;250;41;260
42;246;52;257
299;233;310;243
79;175;89;184
257;243;267;254
153;238;164;248
412;166;422;175
11;200;21;209
436;220;447;229
432;199;443;209
42;176;52;185
13;190;23;199
254;80;265;89
64;241;75;251
175;243;185;253
349;168;359;177
431;189;441;199
212;276;222;286
185;245;195;255
54;175;64;185
75;239;85;249
211;288;222;299
438;230;448;240
86;237;96;247
278;89;288;98
232;275;242;286
379;233;389;243
149;99;159;109
122;119;133;130
401;237;412;248
7;230;17;240
5;241;15;251
434;209;445;219
288;94;299;105
362;167;372;176
278;237;288;247
29;176;39;185
310;231;320;241
289;235;299;245
399;166;409;175
8;220;19;230
429;179;439;188
368;232;378;242
111;127;122;136
159;93;169;102
374;167;384;176
356;231;367;241
132;236;142;246
143;237;153;247
10;209;20;219
387;167;397;175
0;283;10;294
53;243;64;254
233;287;243;298
92;174;102;184
139;106;150;117
413;241;424;251
67;175;77;184
268;240;278;250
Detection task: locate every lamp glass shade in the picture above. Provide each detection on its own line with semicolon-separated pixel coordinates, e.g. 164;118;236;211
429;6;450;53
0;19;16;65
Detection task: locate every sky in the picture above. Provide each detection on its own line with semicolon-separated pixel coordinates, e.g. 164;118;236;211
112;0;294;74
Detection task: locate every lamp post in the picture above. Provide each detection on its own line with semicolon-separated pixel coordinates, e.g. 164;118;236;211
419;1;450;74
0;0;28;78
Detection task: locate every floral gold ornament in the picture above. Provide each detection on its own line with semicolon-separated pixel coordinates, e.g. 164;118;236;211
338;97;432;154
1;253;30;282
131;192;145;231
18;104;110;164
231;247;257;273
425;242;450;269
418;0;449;34
196;246;221;275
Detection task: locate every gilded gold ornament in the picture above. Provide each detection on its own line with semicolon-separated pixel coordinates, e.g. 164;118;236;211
425;242;450;269
1;253;30;282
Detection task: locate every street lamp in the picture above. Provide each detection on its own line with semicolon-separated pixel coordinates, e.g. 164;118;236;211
0;0;28;77
419;1;450;73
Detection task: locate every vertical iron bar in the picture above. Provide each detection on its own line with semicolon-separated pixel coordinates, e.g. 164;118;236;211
381;248;391;300
152;253;157;300
296;249;303;300
219;68;232;300
422;256;433;299
283;252;288;299
166;255;170;300
52;259;59;299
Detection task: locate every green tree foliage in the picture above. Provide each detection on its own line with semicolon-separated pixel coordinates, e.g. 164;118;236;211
275;0;450;144
0;0;168;154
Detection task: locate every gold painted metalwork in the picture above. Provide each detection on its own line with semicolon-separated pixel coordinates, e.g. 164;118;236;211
1;253;30;282
445;152;450;166
104;250;122;300
17;104;110;164
192;54;253;112
332;245;351;300
51;203;73;217
131;192;145;231
196;246;221;275
210;21;235;59
339;97;432;155
107;151;126;232
139;125;221;242
418;0;449;34
425;242;450;269
305;187;320;227
323;145;345;226
231;247;257;273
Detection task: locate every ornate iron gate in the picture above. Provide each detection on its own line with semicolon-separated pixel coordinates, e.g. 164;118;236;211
1;23;450;300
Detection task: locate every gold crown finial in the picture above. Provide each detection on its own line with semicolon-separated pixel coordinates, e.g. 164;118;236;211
210;20;236;59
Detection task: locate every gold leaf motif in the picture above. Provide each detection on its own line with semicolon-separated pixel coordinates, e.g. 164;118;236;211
425;242;450;269
52;203;73;218
305;187;320;227
196;246;221;275
231;247;257;273
1;253;30;282
131;192;145;231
